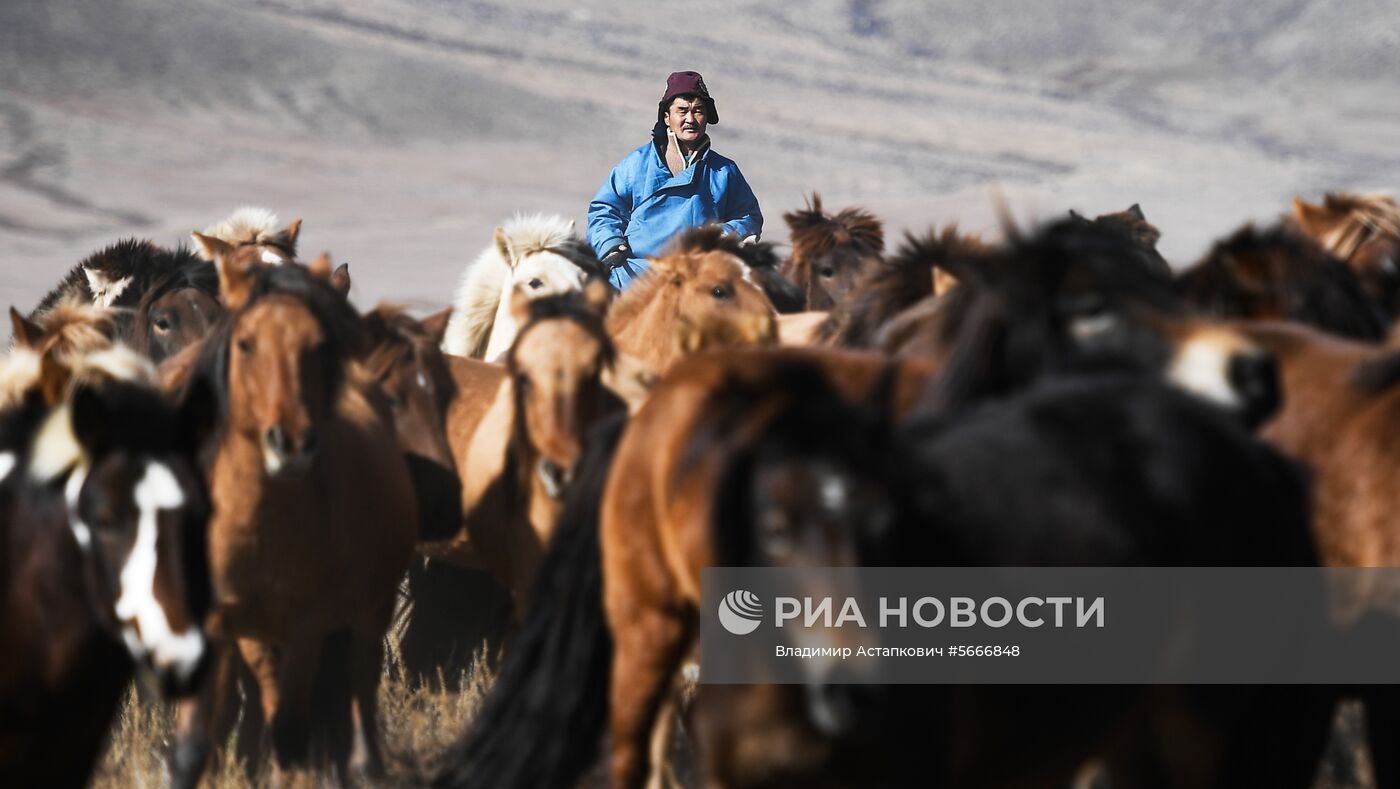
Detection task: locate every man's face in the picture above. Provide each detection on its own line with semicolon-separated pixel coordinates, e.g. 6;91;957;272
665;96;709;144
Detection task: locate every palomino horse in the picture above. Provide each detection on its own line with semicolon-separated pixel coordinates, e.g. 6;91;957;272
780;193;884;310
0;349;215;787
191;206;302;265
1292;192;1400;318
606;225;780;374
1175;223;1389;340
421;283;625;620
172;250;416;783
442;214;606;360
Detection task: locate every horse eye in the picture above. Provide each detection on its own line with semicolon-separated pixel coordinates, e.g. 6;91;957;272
237;337;254;354
819;268;836;278
529;278;544;290
154;317;172;332
711;284;732;300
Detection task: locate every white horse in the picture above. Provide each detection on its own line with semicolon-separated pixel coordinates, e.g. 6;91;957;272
442;214;605;360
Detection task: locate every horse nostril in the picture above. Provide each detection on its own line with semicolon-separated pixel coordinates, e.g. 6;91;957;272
265;426;286;454
1227;352;1281;428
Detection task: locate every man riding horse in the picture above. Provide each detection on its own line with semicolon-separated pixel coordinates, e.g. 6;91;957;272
587;71;764;289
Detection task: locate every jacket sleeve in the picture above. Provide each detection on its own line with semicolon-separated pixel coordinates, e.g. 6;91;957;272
588;154;636;257
717;162;763;240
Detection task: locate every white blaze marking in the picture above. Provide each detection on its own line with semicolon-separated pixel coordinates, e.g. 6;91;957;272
1169;339;1241;409
115;461;204;682
64;464;91;548
260;249;286;265
0;452;14;483
820;477;848;511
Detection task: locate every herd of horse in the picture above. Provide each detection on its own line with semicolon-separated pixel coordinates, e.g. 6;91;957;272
0;190;1398;787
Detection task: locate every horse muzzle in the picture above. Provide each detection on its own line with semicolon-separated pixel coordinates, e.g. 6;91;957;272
263;424;318;478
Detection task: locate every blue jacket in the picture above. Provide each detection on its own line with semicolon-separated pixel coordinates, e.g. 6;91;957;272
588;123;762;289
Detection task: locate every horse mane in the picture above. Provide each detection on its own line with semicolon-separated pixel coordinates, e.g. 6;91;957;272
817;226;986;346
134;250;219;313
784;192;885;262
186;262;365;447
927;217;1183;411
1176;223;1388;340
197;207;297;260
31;239;172;319
1302;193;1400;262
1069;204;1171;279
443;214;601;357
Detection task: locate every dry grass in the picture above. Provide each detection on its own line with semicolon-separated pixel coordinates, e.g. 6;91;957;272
90;630;495;788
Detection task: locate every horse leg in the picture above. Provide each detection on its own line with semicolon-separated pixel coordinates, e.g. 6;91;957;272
349;624;389;779
608;605;691;789
646;692;680;789
243;636;322;775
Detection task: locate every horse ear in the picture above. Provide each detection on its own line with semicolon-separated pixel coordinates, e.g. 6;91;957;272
566;219;576;235
419;307;453;345
281;218;303;247
10;307;42;348
494;227;515;268
192;232;234;263
331;264;351;298
582;278;611;317
1068;209;1086;221
308;252;332;279
1292;197;1327;231
1126;203;1145;220
216;249;255;310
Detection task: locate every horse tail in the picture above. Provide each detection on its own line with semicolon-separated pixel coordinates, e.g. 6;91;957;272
435;410;627;789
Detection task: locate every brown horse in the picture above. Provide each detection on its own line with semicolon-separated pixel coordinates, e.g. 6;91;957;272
780;193;884;311
815;225;987;347
129;255;223;364
361;305;462;542
172;249;416;783
1292;192;1400;317
421;283;624;619
1236;319;1400;788
1175;223;1389;340
606;225;779;373
0;353;215;787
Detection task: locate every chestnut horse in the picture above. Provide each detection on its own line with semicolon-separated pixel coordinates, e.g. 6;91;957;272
1175;223;1388;340
421;283;625;619
172;250;416;783
442;214;606;360
1238;319;1400;789
780;193;885;311
606;225;780;374
1292;192;1400;318
0;359;215;787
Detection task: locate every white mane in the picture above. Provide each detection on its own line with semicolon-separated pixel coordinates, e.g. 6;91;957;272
442;214;582;358
196;207;282;261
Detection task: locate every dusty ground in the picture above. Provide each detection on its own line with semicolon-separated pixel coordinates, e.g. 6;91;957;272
3;0;1398;315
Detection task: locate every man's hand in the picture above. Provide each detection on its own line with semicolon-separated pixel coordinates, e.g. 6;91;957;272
602;243;630;269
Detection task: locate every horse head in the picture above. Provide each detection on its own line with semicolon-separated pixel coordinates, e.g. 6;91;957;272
783;193;885;310
505;280;618;498
209;248;363;478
